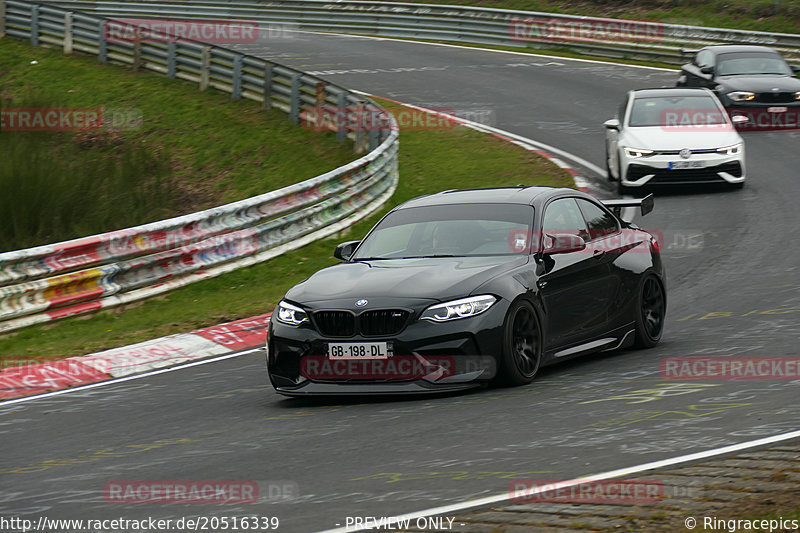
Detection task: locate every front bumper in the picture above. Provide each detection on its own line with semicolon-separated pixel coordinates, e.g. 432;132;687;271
267;301;507;396
621;152;745;187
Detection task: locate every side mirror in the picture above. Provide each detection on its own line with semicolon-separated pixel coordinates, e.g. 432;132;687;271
334;240;360;261
542;233;586;255
791;65;800;74
603;119;620;130
731;114;748;125
700;65;714;76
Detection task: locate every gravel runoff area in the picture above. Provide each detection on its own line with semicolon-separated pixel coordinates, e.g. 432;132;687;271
396;439;800;532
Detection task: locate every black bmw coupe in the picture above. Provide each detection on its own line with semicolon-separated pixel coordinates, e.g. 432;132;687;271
267;187;665;396
677;45;800;125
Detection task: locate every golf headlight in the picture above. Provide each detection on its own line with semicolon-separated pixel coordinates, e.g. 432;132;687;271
420;295;497;322
717;143;742;155
276;301;308;326
728;91;755;102
623;147;654;159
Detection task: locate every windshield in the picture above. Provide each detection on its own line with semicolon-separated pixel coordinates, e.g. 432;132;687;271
717;52;792;76
352;203;534;259
628;95;726;127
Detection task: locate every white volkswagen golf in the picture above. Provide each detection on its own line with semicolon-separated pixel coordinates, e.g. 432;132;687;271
604;88;747;193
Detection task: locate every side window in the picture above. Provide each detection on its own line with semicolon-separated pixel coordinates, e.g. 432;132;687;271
542;198;588;239
576;199;619;241
695;50;712;69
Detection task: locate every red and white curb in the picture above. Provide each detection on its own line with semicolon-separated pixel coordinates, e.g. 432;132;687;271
0;314;270;400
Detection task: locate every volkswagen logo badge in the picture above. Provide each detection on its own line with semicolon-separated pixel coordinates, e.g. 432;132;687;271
356;299;368;307
679;148;691;159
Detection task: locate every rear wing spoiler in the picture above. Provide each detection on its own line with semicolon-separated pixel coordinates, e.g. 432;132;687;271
601;194;654;218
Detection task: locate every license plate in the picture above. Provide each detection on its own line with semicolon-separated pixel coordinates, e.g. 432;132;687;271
327;342;390;359
669;161;705;170
768;106;788;113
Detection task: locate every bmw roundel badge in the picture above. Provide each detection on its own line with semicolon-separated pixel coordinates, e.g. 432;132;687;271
356;299;368;307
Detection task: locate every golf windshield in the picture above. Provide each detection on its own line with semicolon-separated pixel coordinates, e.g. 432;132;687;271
353;203;534;259
628;95;726;127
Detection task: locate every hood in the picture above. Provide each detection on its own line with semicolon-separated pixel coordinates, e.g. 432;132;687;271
623;126;742;151
286;256;528;305
718;75;800;93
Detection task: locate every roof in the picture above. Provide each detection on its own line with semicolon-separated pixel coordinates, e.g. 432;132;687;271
630;87;712;98
703;45;779;55
397;186;569;209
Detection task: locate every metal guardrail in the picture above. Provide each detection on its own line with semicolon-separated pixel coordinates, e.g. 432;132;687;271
32;0;800;63
0;0;399;334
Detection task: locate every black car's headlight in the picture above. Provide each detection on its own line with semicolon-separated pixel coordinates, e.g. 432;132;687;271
795;91;800;100
420;295;497;322
728;91;755;102
275;300;309;326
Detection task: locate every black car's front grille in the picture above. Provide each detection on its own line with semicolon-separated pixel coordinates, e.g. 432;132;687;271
360;310;410;336
312;309;410;337
313;311;356;337
755;92;797;104
627;161;742;184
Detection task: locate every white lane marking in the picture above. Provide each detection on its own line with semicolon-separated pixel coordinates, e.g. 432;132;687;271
290;29;678;72
316;429;800;533
353;90;607;179
0;348;263;407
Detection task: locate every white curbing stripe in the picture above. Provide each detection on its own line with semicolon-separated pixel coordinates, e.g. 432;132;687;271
77;334;232;377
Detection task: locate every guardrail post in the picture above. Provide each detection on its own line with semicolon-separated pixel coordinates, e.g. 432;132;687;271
200;46;210;91
30;4;39;46
368;120;379;151
1;0;7;39
98;20;107;62
232;54;243;100
289;73;302;124
336;92;347;142
63;12;73;54
132;41;141;71
262;63;273;110
315;82;326;107
354;100;368;154
167;42;176;78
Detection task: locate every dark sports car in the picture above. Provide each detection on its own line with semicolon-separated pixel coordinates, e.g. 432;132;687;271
677;45;800;128
267;187;666;396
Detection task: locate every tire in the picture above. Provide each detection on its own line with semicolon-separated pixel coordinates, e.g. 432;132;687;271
499;300;542;386
634;275;666;348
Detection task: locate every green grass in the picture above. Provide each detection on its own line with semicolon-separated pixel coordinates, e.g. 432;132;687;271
379;0;800;33
0;97;572;361
0;103;174;250
0;37;355;249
